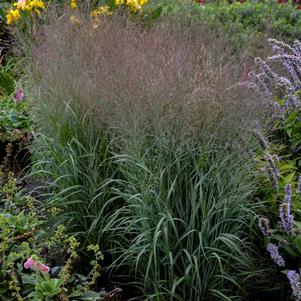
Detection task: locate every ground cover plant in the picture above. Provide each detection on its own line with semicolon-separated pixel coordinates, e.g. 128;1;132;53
0;170;109;301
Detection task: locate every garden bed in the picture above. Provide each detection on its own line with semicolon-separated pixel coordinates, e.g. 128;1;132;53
1;1;301;301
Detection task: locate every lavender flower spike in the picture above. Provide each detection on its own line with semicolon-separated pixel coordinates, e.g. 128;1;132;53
279;203;294;234
265;154;279;188
258;217;272;237
285;184;292;205
288;270;301;301
267;243;285;267
279;184;295;234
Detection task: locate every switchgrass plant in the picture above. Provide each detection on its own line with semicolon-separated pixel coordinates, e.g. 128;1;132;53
109;133;267;301
29;103;121;250
26;12;270;300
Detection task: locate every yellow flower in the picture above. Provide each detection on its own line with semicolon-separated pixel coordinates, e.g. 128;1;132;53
14;0;26;10
115;0;125;5
71;0;77;9
138;0;148;5
6;13;14;25
34;8;41;15
127;0;141;11
35;0;45;9
6;9;21;25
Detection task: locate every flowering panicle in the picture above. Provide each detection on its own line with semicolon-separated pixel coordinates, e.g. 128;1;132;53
246;39;301;116
266;243;285;267
255;57;276;81
279;184;295;234
258;217;272;237
288;270;301;301
293;40;301;57
269;38;296;56
245;71;272;98
265;154;279;188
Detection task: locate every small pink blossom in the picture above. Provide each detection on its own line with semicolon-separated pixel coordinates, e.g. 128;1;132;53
37;263;50;273
24;257;50;273
14;89;24;102
24;257;36;269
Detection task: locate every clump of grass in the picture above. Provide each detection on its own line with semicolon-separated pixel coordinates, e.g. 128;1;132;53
27;12;269;300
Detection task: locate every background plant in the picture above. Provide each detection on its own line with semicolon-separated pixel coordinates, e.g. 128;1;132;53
246;38;301;300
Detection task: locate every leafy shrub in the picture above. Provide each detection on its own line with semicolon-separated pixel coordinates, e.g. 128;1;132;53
161;0;301;51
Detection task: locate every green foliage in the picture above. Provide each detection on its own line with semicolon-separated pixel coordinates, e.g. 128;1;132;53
157;0;301;50
29;104;119;251
109;134;264;301
0;172;104;301
198;1;301;48
0;98;30;140
0;60;31;142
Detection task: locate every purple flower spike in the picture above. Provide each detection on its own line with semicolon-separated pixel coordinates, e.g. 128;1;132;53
265;154;279;188
279;184;295;234
258;217;272;237
279;203;294;234
14;89;24;102
288;270;301;301
266;243;285;267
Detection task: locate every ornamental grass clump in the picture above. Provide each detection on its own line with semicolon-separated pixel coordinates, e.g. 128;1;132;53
27;13;269;301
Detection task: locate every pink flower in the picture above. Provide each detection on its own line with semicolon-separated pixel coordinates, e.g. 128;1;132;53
24;257;50;273
14;89;24;102
24;257;36;269
199;0;205;5
37;263;50;273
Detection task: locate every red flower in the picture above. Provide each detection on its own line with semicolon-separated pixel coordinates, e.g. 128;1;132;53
199;0;205;5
